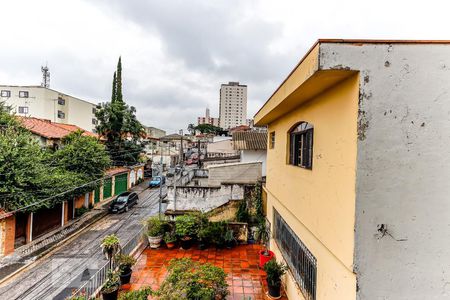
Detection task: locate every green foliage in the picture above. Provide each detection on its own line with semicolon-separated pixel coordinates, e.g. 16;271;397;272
75;206;89;217
101;271;120;294
252;183;264;222
56;131;110;181
236;200;250;222
154;258;229;300
101;234;120;251
193;124;222;134
224;228;235;243
164;231;177;243
96;57;145;166
263;259;288;287
146;216;167;237
255;221;270;252
175;214;199;237
115;253;137;273
118;286;153;300
209;221;227;247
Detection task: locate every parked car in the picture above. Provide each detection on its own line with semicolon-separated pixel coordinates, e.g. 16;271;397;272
149;176;166;188
108;192;139;214
166;167;176;177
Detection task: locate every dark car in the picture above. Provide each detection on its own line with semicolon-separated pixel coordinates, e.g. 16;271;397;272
149;176;166;188
109;192;138;213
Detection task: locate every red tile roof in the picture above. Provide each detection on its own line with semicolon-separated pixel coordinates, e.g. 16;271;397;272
18;117;99;139
105;167;129;176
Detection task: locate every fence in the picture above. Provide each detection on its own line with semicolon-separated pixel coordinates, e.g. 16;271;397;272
70;227;147;299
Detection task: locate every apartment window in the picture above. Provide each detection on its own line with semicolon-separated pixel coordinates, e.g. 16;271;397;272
1;90;11;97
19;91;29;98
18;106;29;114
92;107;97;114
289;122;313;169
57;110;65;119
92;118;98;125
57;97;65;105
269;131;276;149
274;209;317;300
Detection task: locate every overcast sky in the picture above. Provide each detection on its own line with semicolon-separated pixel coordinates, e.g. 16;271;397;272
1;0;448;133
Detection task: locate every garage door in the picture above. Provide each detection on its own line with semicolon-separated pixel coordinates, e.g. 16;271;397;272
114;173;128;195
94;186;100;203
103;178;112;199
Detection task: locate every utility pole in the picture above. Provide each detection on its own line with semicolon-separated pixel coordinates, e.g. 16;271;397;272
158;141;163;218
179;129;184;165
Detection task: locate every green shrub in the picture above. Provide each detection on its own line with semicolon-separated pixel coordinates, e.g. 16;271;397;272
175;214;199;237
209;221;227;247
164;231;177;243
75;206;89;217
118;286;152;300
154;258;229;300
101;234;120;252
236;200;250;222
263;259;288;287
115;254;136;273
101;271;120;294
146;216;167;237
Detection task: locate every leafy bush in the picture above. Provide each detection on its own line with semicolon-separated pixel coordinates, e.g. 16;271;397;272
75;206;89;217
101;271;120;294
101;234;120;251
209;221;227;247
164;231;177;243
263;259;288;287
236;200;250;222
146;216;167;237
115;254;136;273
175;214;199;237
118;286;152;300
154;258;229;300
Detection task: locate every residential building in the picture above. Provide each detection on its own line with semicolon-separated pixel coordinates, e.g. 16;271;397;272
0;85;97;132
144;126;166;138
254;39;450;300
197;107;219;127
18;117;99;148
232;131;267;176
219;81;247;129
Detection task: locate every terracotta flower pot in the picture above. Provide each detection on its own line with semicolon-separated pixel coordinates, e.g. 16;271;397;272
259;250;275;268
166;242;176;249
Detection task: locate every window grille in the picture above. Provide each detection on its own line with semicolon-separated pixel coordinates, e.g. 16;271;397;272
289;122;313;169
19;91;29;98
274;209;317;300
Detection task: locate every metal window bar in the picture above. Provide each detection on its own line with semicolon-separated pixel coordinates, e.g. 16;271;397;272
70;227;147;299
273;209;317;300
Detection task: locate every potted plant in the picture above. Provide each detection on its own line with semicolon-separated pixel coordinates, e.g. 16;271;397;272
146;216;166;248
197;223;211;250
175;214;199;250
163;231;177;249
210;221;227;249
263;259;287;299
101;271;120;300
115;253;137;285
101;234;121;260
224;228;236;249
255;221;274;267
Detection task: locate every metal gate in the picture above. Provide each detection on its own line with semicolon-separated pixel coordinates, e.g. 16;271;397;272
114;173;128;195
94;186;100;203
103;178;112;199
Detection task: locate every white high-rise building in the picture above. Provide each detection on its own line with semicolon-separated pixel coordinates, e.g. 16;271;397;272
219;82;247;129
0;85;97;132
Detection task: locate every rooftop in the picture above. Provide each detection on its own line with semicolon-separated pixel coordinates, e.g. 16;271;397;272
233;131;267;150
122;244;288;300
18;117;99;139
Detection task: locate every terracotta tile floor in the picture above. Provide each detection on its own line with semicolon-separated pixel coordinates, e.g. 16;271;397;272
122;244;288;300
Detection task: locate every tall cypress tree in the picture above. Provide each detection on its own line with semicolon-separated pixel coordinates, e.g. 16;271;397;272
111;71;117;103
116;57;123;103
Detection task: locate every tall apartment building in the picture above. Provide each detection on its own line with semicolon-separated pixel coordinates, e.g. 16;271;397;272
197;107;219;127
219;81;247;129
0;85;97;132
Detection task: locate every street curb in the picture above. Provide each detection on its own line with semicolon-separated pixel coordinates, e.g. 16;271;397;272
0;210;108;286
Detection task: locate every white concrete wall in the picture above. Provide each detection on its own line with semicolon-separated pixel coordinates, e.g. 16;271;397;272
240;149;267;176
320;43;450;299
207;162;262;186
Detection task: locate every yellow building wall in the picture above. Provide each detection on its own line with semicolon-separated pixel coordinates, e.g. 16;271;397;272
265;74;359;300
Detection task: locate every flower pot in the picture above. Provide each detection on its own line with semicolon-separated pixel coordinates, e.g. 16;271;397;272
166;242;176;249
267;283;282;299
148;235;163;249
180;237;192;250
119;268;132;285
259;250;275;268
102;288;119;300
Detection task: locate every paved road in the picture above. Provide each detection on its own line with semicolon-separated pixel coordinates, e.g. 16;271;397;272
0;182;166;300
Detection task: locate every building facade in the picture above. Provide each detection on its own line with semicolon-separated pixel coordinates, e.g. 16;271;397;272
144;126;166;138
197;107;220;127
0;85;97;132
254;40;450;300
219;82;247;129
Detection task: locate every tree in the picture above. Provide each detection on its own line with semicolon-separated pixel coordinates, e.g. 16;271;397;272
194;124;222;134
187;123;195;135
96;57;145;165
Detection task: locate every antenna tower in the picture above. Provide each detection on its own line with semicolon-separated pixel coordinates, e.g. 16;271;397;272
41;64;50;88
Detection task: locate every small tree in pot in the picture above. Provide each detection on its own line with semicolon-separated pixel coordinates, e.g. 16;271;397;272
101;234;121;260
163;231;177;249
115;254;137;285
146;216;166;249
175;214;199;250
263;259;287;299
255;221;274;267
101;271;120;300
224;228;236;249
